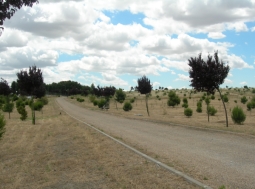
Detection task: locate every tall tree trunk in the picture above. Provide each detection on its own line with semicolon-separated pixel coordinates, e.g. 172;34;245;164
145;94;150;116
217;88;228;127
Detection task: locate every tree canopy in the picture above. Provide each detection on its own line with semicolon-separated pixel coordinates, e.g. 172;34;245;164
16;65;45;98
188;52;229;94
0;0;38;27
0;78;11;96
136;75;152;95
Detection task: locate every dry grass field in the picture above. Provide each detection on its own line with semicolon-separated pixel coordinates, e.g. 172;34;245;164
0;97;198;189
68;88;255;136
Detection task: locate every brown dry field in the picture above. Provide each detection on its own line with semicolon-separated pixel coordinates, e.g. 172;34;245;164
0;97;198;189
68;89;255;136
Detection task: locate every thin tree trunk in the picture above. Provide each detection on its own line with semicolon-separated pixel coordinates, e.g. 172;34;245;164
207;104;209;122
217;88;228;127
9;112;10;119
145;95;150;116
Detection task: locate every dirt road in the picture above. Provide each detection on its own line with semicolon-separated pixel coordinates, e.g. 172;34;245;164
57;97;255;189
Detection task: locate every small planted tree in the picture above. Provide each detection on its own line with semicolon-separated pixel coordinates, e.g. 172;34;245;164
241;96;248;104
136;76;152;116
182;97;188;108
114;89;126;110
0;113;6;140
123;102;132;111
2;96;14;119
188;52;230;127
17;65;46;124
196;101;202;113
231;106;246;124
167;91;180;107
184;108;193;117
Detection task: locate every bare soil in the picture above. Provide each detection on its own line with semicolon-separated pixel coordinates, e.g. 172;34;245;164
0;97;198;189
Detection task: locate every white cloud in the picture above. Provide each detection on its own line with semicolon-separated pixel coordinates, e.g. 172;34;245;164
153;82;160;88
251;26;255;32
224;78;233;84
240;81;247;85
175;74;190;81
208;32;226;39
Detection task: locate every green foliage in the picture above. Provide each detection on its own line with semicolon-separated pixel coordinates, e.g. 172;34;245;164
0;78;11;96
196;106;202;113
182;103;188;108
76;98;84;102
33;100;44;111
211;95;215;100
231;106;246;124
207;106;217;116
252;89;255;93
130;98;135;103
12;94;19;101
2;96;14;119
0;113;6;140
183;97;188;104
89;95;96;102
240;96;248;104
93;100;98;106
136;75;152;95
184;108;193;117
115;89;126;104
17;106;27;121
167;91;180;107
71;96;74;99
197;101;202;107
205;97;210;105
39;97;48;105
98;98;106;108
222;95;228;103
234;100;237;103
123;102;133;111
16;98;25;108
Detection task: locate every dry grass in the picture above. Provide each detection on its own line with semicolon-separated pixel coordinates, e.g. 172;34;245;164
68;89;255;136
0;97;198;189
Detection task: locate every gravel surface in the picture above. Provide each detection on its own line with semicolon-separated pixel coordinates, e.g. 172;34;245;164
57;97;255;189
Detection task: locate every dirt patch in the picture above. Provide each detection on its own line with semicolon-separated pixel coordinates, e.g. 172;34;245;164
0;97;198;189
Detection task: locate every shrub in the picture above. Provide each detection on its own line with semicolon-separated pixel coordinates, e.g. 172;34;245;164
241;96;248;104
98;98;106;108
89;95;96;102
234;100;237;103
0;113;6;140
17;106;27;121
71;96;74;99
231;106;246;124
207;106;217;116
130;98;135;103
223;95;228;103
211;95;215;100
182;103;188;108
93;100;98;106
184;108;193;117
12;94;19;101
196;106;202;113
183;97;188;104
77;98;84;102
33;101;44;111
16;98;25;108
252;89;255;93
40;97;49;105
197;101;202;107
167;91;180;107
123;102;132;111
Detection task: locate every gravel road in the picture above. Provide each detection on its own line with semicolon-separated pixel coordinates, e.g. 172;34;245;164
57;97;255;189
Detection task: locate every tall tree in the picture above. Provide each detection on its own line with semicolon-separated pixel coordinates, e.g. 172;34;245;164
16;65;45;124
188;51;230;127
0;78;11;96
136;75;152;116
11;81;18;94
0;0;38;34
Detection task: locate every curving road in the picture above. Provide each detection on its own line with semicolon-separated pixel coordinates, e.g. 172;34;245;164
57;97;255;189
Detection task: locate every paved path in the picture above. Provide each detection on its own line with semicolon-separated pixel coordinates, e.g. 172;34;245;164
57;97;255;189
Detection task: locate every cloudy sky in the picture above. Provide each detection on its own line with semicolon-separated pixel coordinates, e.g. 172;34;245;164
0;0;255;90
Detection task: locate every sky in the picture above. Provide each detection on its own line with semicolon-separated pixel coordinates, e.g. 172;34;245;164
0;0;255;90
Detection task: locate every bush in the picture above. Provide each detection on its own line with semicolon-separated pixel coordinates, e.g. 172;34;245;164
123;102;132;111
71;96;74;99
207;106;217;116
0;113;6;140
223;95;228;103
252;89;255;93
183;97;188;104
211;95;215;100
167;91;180;107
76;98;84;102
241;96;248;104
197;101;202;107
16;98;25;108
40;97;49;105
231;106;246;124
93;100;98;106
89;95;96;102
17;106;27;121
196;106;202;113
184;108;193;117
33;101;44;111
98;98;106;108
12;94;19;101
130;98;135;103
234;100;237;103
182;103;188;108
